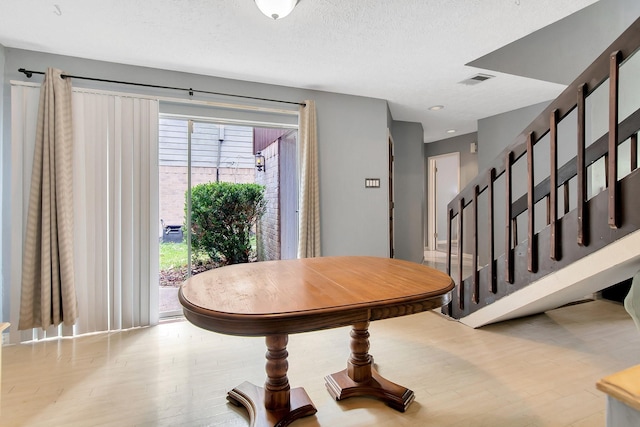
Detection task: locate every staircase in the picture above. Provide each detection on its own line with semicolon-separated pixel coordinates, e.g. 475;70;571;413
443;17;640;327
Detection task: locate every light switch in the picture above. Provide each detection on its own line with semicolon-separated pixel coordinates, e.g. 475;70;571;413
365;178;380;188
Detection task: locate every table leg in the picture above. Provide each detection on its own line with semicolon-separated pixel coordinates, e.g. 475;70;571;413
227;334;317;427
324;321;415;412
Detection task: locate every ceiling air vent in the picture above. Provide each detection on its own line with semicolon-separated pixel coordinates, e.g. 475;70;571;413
459;73;495;86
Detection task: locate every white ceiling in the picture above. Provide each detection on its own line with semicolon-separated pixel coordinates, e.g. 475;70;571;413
0;0;600;142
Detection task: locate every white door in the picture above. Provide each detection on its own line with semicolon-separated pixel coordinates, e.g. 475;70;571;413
427;153;460;252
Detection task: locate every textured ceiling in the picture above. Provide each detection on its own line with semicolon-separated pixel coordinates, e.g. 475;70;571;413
0;0;600;142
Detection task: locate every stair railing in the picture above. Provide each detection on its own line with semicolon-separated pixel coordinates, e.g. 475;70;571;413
445;17;640;319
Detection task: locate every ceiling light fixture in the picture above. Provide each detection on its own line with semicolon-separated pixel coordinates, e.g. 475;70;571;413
428;105;444;111
255;0;298;20
446;129;456;134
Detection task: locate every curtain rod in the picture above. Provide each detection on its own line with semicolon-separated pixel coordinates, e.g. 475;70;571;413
18;68;305;107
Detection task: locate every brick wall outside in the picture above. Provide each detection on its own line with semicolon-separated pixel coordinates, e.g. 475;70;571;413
256;142;280;261
159;165;256;229
160;154;281;261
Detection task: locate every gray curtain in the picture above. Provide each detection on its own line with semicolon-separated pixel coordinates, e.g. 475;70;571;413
19;68;77;330
297;100;321;258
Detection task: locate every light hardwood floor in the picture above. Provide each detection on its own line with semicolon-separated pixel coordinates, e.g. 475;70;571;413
2;300;639;426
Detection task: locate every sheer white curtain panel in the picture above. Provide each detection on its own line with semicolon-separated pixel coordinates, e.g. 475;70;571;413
10;84;159;343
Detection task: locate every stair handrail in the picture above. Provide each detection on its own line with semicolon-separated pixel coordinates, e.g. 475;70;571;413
446;16;640;316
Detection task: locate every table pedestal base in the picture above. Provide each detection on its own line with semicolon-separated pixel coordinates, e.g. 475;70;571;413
227;335;317;427
227;382;317;427
324;321;415;412
324;368;415;412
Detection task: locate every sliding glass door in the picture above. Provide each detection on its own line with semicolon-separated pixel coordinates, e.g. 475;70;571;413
158;114;298;317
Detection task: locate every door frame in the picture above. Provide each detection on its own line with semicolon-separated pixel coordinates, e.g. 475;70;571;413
427;152;460;251
158;114;299;318
388;131;395;258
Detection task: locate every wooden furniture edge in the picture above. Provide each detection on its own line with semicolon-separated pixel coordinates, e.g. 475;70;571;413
596;364;640;412
179;290;452;336
0;323;8;334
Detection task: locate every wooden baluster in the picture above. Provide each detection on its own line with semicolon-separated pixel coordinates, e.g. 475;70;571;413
550;109;559;261
546;195;551;226
577;83;588;246
563;183;570;215
608;51;621;229
505;151;514;284
458;198;465;310
631;133;638;171
604;153;609;186
527;132;537;272
488;168;496;294
473;185;479;304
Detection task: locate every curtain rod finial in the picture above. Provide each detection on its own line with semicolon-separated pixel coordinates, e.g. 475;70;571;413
19;68;33;78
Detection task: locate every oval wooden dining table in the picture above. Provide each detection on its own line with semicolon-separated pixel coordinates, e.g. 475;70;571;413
179;256;454;427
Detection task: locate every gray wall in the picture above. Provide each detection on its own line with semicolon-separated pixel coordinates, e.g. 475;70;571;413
477;101;549;171
312;90;390;256
468;0;640;85
390;120;424;263
2;48;393;322
0;43;5;324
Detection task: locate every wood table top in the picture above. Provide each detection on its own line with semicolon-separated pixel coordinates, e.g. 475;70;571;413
179;256;454;336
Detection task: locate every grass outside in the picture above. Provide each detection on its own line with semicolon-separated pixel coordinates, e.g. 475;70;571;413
159;242;189;270
159;236;258;270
